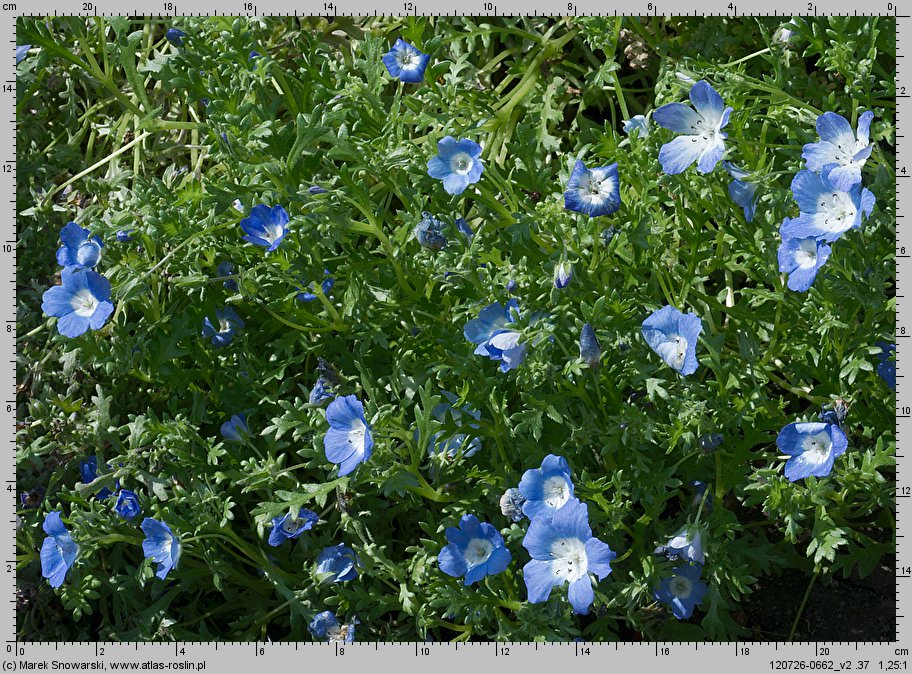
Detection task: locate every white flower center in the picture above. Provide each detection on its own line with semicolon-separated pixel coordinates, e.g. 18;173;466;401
579;171;616;204
464;537;494;566
542;475;570;510
797;239;818;268
263;223;284;244
77;241;101;265
282;517;304;535
549;537;588;582
396;50;417;67
347;420;367;452
672;335;688;369
71;289;99;317
218;319;232;333
450;152;473;174
801;431;832;458
670;575;693;599
821;191;857;229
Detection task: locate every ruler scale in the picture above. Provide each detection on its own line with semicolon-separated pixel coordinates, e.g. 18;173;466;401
9;3;905;672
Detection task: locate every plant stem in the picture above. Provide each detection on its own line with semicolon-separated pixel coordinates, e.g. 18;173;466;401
788;568;819;642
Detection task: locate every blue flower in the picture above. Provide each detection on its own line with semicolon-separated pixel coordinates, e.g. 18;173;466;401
308;185;329;195
240;204;290;252
115;229;133;243
622;115;649;137
220;414;248;442
518;454;575;520
776;421;848;481
777;232;832;292
802;110;875;191
600;226;618;246
641;305;703;376
653;80;732;174
381;38;430;83
413;212;447;250
563;160;621;218
654;564;708;620
141;518;181;580
579;323;601;368
427;137;484;196
324;395;373;477
426;391;482;458
79;456;113;500
165;28;187;46
463;300;527;372
309;611;357;643
723;162;758;222
505;279;517;293
877;342;896;391
455;217;474;240
521;498;616;614
16;45;31;64
217;261;239;292
499;487;526;523
19;486;43;509
781;170;875;243
114;490;141;520
690;480;713;513
309;376;336;406
664;527;705;564
201;307;244;347
554;261;573;289
818;400;848;428
40;511;79;589
297;270;335;302
438;514;511;585
56;222;103;270
315;543;359;583
267;508;318;547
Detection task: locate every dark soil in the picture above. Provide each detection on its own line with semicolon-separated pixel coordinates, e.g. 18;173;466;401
742;563;896;641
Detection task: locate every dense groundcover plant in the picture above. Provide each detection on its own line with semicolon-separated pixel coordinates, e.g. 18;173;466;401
15;16;895;641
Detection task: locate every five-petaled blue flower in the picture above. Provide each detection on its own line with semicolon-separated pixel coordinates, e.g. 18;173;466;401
654;80;732;174
579;323;601;368
165;28;187;46
268;508;319;547
654;564;708;620
426;391;482;458
427;137;484;196
323;395;373;477
781;170;875;243
297;270;335;302
141;518;181;580
521;498;616;614
554;261;573;289
201;307;244;347
381;38;430;83
877;342;896;391
622;115;649;137
563;160;621;218
641;305;703;376
79;456;113;500
56;222;103;269
463;300;527;372
114;490;141;520
413;212;447;250
802;110;875;191
220;414;248;442
40;511;79;589
518;454;575;520
723;162;758;222
41;268;115;339
438;514;511;586
15;45;30;64
309;611;357;643
777;231;832;292
315;543;359;583
776;421;848;482
664;527;705;564
240;204;290;252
